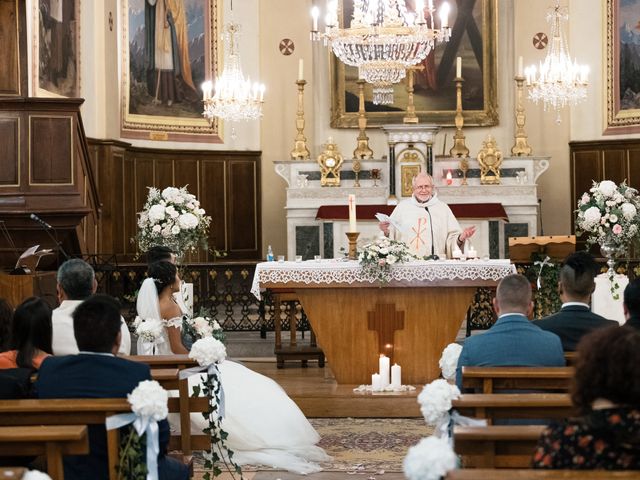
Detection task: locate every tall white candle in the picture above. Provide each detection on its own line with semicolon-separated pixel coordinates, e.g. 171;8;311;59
379;354;390;388
372;373;382;392
311;6;319;31
391;364;402;388
456;57;462;78
348;194;357;232
518;56;523;77
298;59;304;81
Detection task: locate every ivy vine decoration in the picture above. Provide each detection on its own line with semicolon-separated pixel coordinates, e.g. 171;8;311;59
524;254;562;319
118;426;147;480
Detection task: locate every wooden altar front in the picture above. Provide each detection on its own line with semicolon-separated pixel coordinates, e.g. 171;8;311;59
252;260;515;385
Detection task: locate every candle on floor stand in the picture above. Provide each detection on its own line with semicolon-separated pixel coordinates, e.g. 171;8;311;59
456;56;462;78
298;59;304;81
391;364;402;389
348;194;357;232
379;354;390;388
372;373;382;392
518;55;524;77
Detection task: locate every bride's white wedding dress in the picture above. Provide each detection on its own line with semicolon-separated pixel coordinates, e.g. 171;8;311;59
136;279;330;474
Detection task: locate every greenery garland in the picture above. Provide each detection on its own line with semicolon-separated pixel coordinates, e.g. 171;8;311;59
117;426;147;480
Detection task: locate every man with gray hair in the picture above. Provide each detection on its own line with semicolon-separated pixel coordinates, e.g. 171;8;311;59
455;274;565;389
52;259;131;355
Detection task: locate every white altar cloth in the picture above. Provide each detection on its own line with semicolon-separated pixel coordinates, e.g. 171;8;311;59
251;259;516;300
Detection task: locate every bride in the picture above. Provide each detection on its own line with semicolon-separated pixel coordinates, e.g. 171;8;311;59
136;261;330;474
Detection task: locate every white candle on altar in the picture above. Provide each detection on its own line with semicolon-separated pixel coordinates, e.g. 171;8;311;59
348;194;357;232
391;363;402;389
372;373;382;391
298;59;304;81
518;56;524;77
456;57;462;78
379;354;390;388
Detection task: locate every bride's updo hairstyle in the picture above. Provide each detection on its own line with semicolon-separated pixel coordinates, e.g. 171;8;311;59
148;261;177;295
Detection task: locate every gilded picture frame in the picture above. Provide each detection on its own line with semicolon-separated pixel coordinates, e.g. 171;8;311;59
120;0;220;142
32;0;81;98
605;0;640;134
329;0;498;128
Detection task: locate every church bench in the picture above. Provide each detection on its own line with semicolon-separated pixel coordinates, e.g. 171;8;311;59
125;354;198;370
564;351;577;365
461;366;574;393
446;469;640;479
452;393;577;424
453;425;545;468
0;425;89;480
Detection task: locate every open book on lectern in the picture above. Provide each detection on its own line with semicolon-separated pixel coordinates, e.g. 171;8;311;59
15;245;54;274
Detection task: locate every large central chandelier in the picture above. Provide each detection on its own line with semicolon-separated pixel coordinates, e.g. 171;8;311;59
202;22;265;125
524;1;589;123
312;0;451;105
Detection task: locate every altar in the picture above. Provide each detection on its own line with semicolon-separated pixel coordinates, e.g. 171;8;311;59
252;259;515;385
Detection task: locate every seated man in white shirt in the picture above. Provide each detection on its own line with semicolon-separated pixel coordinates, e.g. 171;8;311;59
52;259;131;355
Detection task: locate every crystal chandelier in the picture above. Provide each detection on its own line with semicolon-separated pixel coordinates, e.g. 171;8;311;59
312;0;451;105
202;22;265;124
524;1;589;123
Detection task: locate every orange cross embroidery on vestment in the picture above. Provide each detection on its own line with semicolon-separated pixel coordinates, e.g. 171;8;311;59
410;217;428;250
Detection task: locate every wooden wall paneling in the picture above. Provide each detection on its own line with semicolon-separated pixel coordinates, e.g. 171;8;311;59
227;158;260;258
123;156;137;257
201;159;227;255
174;158;199;197
155;158;174;190
110;149;126;254
0;117;19;185
628;148;640;188
602;149;626;185
29;116;73;185
0;0;24;96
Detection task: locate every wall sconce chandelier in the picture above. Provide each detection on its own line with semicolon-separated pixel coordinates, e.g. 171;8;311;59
311;0;451;105
524;1;589;123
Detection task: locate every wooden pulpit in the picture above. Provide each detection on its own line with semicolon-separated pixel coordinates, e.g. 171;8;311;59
0;272;58;308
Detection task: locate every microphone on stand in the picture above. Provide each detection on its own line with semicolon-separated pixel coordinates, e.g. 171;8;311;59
538;198;544;236
424;207;439;261
29;213;70;261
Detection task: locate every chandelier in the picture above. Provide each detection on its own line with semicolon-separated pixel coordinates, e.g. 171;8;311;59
202;22;265;124
312;0;451;105
524;1;589;123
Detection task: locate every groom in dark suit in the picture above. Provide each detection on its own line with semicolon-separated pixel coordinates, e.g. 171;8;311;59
35;295;188;480
534;252;617;350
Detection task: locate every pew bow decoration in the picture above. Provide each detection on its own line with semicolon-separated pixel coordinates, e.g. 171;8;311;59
534;256;552;290
403;435;457;480
439;343;462;382
106;380;169;480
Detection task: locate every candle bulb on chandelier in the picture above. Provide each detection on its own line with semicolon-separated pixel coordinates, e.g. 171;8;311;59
456;56;462;78
311;6;319;32
298;59;304;81
440;1;450;28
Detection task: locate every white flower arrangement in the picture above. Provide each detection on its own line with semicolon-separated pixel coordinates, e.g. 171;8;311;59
183;315;225;344
358;236;415;282
189;336;227;367
127;380;169;421
133;316;164;343
576;180;640;252
418;379;461;426
403;436;457;480
136;186;212;255
23;472;53;480
439;343;462;382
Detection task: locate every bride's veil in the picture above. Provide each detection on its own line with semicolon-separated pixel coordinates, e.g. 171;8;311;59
136;277;162;320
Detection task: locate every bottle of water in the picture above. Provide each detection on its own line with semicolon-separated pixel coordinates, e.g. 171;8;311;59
266;245;274;262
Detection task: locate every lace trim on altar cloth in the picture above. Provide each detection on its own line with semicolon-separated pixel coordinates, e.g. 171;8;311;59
250;260;516;299
163;316;183;329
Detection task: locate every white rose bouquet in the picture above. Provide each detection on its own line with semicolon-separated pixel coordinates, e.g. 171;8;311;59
189;336;227;367
133;316;164;343
418;378;461;427
439;343;462;382
183;315;225;344
358;237;415;283
127;380;169;421
136;186;212;256
403;436;457;480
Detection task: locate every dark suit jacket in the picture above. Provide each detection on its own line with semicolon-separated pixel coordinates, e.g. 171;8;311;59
534;305;618;351
456;314;565;389
624;315;640;331
35;353;172;480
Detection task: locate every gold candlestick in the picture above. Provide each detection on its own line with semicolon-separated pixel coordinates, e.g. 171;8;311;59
403;66;423;124
290;80;310;160
346;232;360;260
353;80;373;169
449;76;470;185
511;75;533;156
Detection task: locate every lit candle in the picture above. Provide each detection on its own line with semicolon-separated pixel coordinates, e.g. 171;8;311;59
518;56;523;77
311;6;319;31
440;1;450;28
468;246;477;259
456;56;462;78
391;364;402;389
348;194;357;233
379;354;390;388
452;246;462;259
298;59;304;81
446;170;453;185
372;373;382;392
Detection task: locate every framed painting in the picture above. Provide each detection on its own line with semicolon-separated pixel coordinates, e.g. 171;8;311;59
605;0;640;134
120;0;220;142
329;0;498;128
33;0;81;97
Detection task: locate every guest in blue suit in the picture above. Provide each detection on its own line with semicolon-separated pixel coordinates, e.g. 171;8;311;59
535;252;617;350
35;295;188;480
456;274;565;389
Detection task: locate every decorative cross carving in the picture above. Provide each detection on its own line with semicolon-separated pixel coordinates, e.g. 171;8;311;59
367;303;405;363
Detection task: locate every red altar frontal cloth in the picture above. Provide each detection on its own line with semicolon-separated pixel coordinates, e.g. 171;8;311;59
316;203;509;221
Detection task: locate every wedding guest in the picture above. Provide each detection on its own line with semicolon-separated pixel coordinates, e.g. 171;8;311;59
456;274;565;389
623;279;640;330
52;259;130;355
535;252;617;350
36;295;188;480
0;297;52;370
532;326;640;469
0;298;13;352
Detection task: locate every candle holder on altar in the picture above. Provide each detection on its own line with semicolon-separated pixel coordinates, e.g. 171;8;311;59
449;76;470;172
290;80;311;160
511;75;533;156
346;232;360;260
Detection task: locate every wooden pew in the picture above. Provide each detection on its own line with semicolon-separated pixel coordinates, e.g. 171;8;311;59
564;351;577;365
126;355;198;370
0;425;89;480
0;468;27;479
446;469;640;479
454;425;545;468
452;393;577;424
462;367;574;394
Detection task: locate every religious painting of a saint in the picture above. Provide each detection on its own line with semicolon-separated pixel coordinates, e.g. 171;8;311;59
329;0;498;128
121;0;220;142
34;0;80;97
605;0;640;133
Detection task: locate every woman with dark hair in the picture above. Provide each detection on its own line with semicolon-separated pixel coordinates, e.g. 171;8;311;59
0;297;52;369
532;326;640;469
136;261;330;474
0;298;13;352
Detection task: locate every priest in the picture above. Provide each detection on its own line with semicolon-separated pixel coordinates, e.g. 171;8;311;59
379;172;476;259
